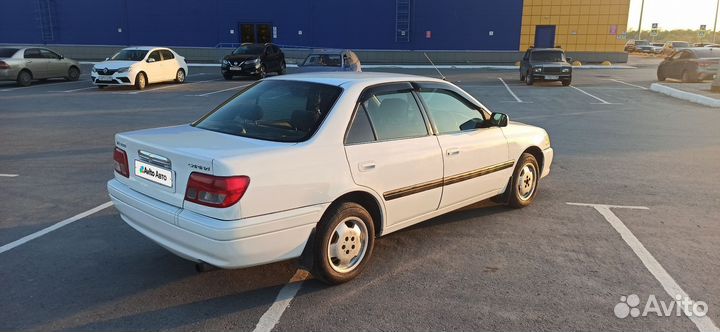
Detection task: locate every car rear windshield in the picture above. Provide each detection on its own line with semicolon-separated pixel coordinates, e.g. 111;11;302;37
0;48;19;57
193;80;343;142
531;51;565;62
673;42;690;47
303;54;342;67
111;49;148;61
693;49;720;58
232;45;265;55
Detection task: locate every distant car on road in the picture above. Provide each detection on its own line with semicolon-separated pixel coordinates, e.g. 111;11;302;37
625;40;651;53
296;49;362;73
694;43;720;48
0;47;81;87
107;72;553;284
662;41;691;56
91;47;188;90
650;43;665;54
519;47;573;86
657;48;719;82
221;43;286;80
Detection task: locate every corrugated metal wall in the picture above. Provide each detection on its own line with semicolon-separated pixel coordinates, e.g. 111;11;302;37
1;0;524;51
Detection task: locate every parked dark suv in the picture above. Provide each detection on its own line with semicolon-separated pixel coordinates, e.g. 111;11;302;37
221;43;286;80
519;47;573;86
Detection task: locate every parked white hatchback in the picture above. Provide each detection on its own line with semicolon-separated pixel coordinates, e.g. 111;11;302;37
108;72;553;284
91;47;188;90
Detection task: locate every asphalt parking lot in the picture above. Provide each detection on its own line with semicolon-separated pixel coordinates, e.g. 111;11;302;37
1;56;719;331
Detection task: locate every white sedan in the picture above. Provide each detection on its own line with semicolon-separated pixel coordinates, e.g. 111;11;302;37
107;72;553;284
91;47;188;90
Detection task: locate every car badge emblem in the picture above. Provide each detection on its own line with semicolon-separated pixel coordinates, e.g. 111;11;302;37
102;68;108;74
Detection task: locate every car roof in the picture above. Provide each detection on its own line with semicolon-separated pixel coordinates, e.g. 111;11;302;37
308;49;353;55
265;72;445;88
530;48;564;52
120;46;169;51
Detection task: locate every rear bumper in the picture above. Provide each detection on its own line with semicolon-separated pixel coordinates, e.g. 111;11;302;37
107;179;322;268
541;147;554;178
0;68;20;80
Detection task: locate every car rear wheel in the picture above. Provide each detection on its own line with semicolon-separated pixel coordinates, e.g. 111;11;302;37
508;153;540;208
16;70;32;87
657;70;666;81
681;70;698;83
562;79;571;86
175;69;185;83
312;202;375;284
525;74;534;86
66;66;80;81
135;72;147;90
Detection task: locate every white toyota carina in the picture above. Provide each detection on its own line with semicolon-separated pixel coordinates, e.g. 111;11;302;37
107;72;553;284
91;47;188;90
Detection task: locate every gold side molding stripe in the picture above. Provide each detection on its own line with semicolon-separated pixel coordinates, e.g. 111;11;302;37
382;160;515;201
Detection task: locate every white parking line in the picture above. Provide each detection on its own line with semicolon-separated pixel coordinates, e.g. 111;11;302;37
126;79;220;95
497;77;527;103
567;202;719;332
190;83;250;97
0;201;113;255
609;79;649;90
49;86;97;93
0;173;19;177
253;270;310;332
570;86;614;105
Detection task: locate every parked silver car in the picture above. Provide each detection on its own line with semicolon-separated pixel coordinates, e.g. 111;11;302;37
0;47;81;86
296;49;362;73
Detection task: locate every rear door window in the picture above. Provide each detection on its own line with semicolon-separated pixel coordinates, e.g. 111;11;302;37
361;89;428;141
160;50;174;60
23;48;41;59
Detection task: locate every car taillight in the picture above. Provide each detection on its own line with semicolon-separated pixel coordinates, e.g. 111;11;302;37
185;173;250;208
0;61;9;69
113;147;129;178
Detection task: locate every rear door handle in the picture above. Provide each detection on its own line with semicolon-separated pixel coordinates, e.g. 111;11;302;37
446;148;460;156
359;162;376;172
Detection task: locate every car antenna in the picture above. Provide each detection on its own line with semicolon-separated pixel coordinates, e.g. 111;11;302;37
424;52;446;81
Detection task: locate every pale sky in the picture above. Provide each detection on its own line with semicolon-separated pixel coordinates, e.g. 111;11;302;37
628;0;719;30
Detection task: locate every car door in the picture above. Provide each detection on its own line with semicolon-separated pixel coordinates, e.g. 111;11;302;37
23;48;48;78
159;49;177;81
40;48;65;77
416;84;511;209
344;83;443;228
144;50;163;83
667;51;686;79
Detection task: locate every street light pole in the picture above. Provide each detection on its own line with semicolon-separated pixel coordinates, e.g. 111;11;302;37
714;0;719;43
637;0;645;40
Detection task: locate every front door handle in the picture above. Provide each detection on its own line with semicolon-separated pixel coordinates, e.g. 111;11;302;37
359;162;376;172
446;148;460;156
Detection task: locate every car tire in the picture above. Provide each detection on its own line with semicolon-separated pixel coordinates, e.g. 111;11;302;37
278;61;286;75
223;73;233;80
657;70;666;81
562;79;571;86
525;74;534;86
681;70;698;83
520;72;526;82
135;72;147;90
16;70;32;87
66;66;80;81
175;69;185;83
256;65;266;79
312;202;375;285
508;153;540;209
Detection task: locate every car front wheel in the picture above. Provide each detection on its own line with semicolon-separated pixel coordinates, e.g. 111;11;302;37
525;74;534;86
312;202;375;284
256;65;266;79
508;153;540;208
66;66;80;81
135;72;147;90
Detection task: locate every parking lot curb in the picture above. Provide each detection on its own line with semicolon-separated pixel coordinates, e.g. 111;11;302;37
650;83;720;108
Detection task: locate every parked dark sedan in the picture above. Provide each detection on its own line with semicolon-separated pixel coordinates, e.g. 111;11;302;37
519;47;573;86
657;48;719;82
221;43;285;80
296;49;362;73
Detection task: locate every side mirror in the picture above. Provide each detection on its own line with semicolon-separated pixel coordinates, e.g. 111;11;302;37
147;58;156;63
490;112;509;127
105;57;109;61
58;55;64;60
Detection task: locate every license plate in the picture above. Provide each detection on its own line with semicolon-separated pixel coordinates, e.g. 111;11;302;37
545;75;560;80
134;160;173;187
99;75;114;80
229;66;242;71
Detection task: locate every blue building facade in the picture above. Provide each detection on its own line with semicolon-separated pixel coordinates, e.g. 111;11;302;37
1;0;524;51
